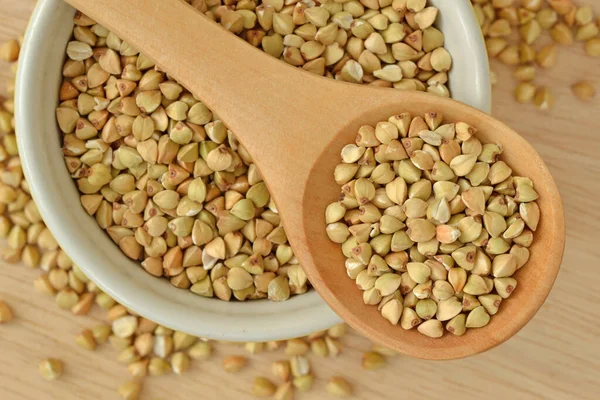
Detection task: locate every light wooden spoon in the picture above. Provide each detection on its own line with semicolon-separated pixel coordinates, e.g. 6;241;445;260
64;0;565;359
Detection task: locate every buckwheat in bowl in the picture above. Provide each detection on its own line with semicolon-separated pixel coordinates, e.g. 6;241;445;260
16;0;490;341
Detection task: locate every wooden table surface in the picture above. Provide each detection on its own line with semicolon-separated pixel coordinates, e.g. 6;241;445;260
1;1;599;399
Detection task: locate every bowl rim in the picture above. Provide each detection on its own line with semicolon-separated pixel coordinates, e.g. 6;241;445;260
15;0;491;342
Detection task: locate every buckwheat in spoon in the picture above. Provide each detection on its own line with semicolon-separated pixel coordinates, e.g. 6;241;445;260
65;0;565;360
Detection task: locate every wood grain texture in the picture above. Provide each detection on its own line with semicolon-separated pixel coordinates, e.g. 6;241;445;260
1;0;599;398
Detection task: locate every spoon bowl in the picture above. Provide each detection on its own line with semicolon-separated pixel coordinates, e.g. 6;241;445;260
59;0;564;359
301;100;565;359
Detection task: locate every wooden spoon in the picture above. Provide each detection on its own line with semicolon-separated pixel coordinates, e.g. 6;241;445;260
64;0;565;359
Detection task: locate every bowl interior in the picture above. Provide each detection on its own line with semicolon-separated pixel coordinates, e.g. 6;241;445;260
302;98;564;360
16;0;491;342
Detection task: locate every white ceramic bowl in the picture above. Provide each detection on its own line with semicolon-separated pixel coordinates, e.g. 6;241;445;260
16;0;491;341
